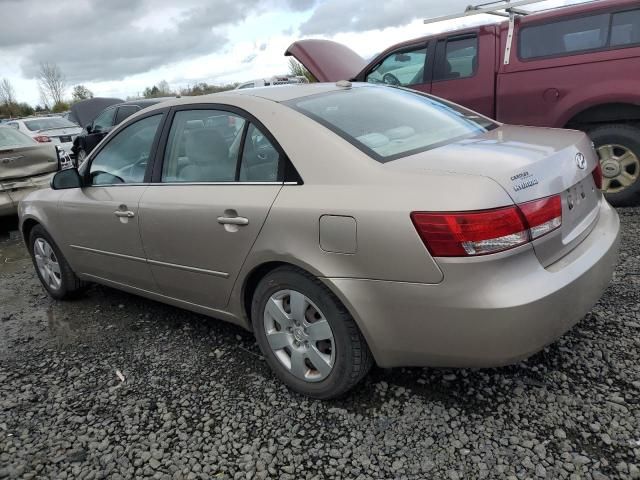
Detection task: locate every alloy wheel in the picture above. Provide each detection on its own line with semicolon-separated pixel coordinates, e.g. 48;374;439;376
263;289;335;382
597;144;640;194
33;238;62;290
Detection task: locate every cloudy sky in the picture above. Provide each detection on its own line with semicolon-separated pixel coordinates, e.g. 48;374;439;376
0;0;589;106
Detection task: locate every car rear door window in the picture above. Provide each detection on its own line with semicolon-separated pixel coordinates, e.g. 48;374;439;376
611;9;640;47
519;14;610;59
92;107;116;132
115;105;140;125
161;109;246;183
366;45;428;87
239;124;280;182
433;36;478;81
89;114;162;185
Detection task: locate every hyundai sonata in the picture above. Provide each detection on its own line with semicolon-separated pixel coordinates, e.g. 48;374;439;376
19;83;619;398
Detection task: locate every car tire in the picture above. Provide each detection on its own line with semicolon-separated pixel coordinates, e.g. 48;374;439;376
29;225;86;300
251;266;373;399
588;124;640;206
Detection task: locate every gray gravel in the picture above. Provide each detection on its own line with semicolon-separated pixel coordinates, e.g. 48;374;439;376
1;209;639;480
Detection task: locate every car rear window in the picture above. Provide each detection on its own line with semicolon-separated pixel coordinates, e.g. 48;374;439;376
0;127;35;148
23;117;77;131
287;86;497;162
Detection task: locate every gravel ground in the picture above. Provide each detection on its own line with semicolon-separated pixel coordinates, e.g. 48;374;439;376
0;209;639;480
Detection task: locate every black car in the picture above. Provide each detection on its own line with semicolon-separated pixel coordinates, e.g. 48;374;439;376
71;98;171;163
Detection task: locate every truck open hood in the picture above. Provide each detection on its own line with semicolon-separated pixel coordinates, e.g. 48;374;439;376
70;97;123;128
285;39;366;82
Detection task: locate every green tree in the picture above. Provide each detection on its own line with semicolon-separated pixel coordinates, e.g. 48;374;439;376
72;85;94;102
52;101;70;113
288;58;315;82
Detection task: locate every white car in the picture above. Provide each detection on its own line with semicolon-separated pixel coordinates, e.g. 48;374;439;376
235;75;308;90
5;117;82;157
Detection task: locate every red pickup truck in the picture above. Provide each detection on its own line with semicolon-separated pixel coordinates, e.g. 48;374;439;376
286;0;640;206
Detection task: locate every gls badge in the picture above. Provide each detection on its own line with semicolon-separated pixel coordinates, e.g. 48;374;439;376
575;152;586;170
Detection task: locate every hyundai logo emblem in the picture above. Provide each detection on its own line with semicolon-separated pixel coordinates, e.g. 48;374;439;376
575;152;586;170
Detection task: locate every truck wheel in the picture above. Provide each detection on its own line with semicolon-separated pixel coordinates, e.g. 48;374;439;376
588;124;640;206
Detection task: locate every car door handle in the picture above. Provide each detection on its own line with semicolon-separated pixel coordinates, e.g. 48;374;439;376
217;216;249;226
114;210;135;218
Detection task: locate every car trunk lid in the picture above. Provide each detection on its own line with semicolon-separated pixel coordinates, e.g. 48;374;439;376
388;125;601;266
285;39;367;82
0;144;58;181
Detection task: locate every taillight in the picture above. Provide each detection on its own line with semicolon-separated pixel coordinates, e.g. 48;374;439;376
34;135;51;143
519;195;562;240
411;194;562;257
592;163;603;190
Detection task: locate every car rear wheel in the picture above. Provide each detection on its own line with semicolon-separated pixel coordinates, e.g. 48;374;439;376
29;225;85;300
589;124;640;206
251;266;373;399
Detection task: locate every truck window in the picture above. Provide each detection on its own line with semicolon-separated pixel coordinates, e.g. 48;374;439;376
611;9;640;47
433;36;478;81
365;45;428;87
519;13;610;59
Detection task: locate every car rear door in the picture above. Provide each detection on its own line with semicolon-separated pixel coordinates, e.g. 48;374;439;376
59;112;166;291
430;27;497;118
138;105;284;309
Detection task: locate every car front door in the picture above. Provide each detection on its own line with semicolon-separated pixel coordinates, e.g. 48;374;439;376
60;113;165;291
84;106;117;153
138;106;283;309
363;43;431;94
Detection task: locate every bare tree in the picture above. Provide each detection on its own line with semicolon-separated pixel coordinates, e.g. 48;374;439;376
0;78;15;106
38;62;67;107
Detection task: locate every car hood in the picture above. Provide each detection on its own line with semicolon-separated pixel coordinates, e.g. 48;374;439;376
285;39;367;82
0;143;58;181
70;97;123;128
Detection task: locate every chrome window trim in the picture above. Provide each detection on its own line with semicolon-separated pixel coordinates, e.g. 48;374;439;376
83;181;299;187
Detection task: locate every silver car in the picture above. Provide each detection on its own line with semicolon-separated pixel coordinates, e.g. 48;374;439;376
18;83;619;398
5;116;82;156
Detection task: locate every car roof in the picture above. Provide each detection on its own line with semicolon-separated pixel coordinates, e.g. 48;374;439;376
144;83;355;111
118;97;175;108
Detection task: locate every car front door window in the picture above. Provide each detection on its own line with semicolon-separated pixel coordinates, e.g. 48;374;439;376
366;45;428;87
89;114;162;185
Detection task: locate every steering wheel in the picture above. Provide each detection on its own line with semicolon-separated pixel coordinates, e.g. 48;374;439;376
90;170;124;185
383;73;401;86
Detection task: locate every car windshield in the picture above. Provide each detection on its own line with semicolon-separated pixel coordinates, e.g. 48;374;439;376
0;127;35;148
23;117;77;131
288;86;497;162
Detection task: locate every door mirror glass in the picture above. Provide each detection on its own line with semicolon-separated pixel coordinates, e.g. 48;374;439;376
366;45;428;87
51;168;82;190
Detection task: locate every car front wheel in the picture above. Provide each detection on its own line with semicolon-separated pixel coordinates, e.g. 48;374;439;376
29;225;85;300
251;266;373;399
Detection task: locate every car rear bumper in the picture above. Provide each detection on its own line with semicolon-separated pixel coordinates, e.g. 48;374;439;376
325;200;620;368
0;172;55;217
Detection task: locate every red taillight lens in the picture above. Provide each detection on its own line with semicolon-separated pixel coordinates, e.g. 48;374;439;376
34;135;51;143
592;163;603;190
519;195;562;240
411;207;529;257
412;194;562;257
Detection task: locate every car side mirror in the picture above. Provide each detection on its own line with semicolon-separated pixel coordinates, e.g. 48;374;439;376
51;168;83;190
